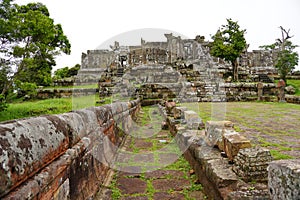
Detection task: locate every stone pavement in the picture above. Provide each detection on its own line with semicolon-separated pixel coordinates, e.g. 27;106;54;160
96;105;206;200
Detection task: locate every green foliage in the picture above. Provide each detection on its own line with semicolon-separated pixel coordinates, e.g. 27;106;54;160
260;27;299;83
210;18;247;81
53;64;80;79
0;94;8;112
0;1;71;96
276;50;298;82
15;80;37;99
54;67;69;79
287;79;300;96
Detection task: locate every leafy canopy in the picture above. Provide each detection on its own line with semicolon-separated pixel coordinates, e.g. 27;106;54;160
210;18;247;81
210;18;247;64
260;26;299;83
0;0;71;97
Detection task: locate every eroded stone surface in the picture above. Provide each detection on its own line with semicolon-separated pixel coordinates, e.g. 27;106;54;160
268;159;300;200
0;116;69;197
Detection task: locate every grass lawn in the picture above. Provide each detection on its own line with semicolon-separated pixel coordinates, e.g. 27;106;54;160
0;95;103;122
182;101;300;160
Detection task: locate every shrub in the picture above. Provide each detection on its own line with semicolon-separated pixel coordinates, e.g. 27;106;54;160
0;94;8;112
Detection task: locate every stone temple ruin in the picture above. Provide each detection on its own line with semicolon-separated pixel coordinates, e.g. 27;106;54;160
76;33;285;103
1;33;300;200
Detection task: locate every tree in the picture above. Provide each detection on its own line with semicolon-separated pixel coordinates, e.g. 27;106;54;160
0;1;71;96
53;64;80;79
260;26;299;83
210;18;247;81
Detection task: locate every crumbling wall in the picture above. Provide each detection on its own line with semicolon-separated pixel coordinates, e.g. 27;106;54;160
0;99;140;199
161;102;271;199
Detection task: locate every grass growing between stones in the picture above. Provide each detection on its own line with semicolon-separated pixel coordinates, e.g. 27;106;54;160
108;105;206;200
182;102;300;160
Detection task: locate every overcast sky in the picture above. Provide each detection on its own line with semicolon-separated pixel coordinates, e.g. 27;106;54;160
15;0;300;71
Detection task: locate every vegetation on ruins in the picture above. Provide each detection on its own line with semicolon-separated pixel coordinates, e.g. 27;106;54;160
210;18;247;81
0;0;71;102
260;26;299;84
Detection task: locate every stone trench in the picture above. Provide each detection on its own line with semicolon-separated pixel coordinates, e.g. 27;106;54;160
95;105;207;200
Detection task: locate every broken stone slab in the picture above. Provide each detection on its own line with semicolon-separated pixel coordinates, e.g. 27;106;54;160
268;159;300;200
223;131;251;162
205;121;234;147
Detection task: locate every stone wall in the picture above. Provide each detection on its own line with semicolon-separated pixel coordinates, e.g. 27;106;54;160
0;99;140;199
37;88;99;99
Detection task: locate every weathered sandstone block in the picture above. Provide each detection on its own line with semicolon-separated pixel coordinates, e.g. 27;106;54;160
223;131;251;162
268;159;300;200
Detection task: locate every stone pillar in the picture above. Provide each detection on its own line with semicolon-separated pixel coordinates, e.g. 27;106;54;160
277;79;286;102
257;82;263;101
268;159;300;200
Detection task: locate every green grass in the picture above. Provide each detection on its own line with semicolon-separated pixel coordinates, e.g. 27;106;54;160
270;150;294;160
287;79;300;96
44;83;98;90
0;95;100;122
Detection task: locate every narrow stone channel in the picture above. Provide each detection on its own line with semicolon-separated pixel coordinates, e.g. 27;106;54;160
96;105;206;200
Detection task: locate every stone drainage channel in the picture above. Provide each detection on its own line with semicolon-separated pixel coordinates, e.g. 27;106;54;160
95;105;206;200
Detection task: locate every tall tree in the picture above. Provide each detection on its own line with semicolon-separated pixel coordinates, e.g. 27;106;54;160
210;18;247;81
260;26;299;83
0;1;71;96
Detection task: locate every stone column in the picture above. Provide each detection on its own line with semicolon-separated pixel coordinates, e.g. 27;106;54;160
277;79;286;102
257;82;263;101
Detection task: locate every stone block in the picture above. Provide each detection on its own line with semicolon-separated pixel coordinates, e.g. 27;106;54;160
223;131;251;162
165;101;176;114
59;112;87;146
205;121;234;148
173;107;188;119
233;146;272;182
184;110;200;123
268;159;300;200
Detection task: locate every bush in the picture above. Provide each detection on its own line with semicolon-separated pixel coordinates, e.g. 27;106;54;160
15;81;38;99
0;94;8;112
